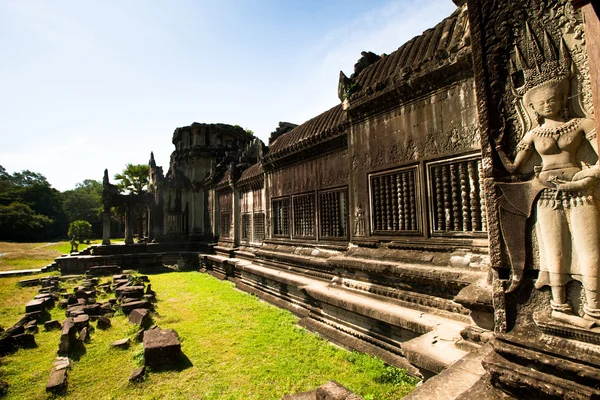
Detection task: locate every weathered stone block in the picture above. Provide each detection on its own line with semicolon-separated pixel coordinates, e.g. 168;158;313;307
25;299;45;313
121;301;151;314
13;333;36;348
128;309;150;327
143;329;181;367
46;368;67;394
316;381;362;400
24;320;38;334
0;336;16;356
44;320;61;331
58;318;76;355
96;316;111;330
129;366;145;382
111;338;130;348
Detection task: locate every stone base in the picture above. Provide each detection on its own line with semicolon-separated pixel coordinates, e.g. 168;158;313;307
143;329;181;368
482;332;600;399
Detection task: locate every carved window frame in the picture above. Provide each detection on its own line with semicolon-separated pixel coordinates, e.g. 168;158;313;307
318;187;348;240
253;212;265;243
292;193;316;239
241;213;252;242
425;152;487;238
272;196;290;238
368;164;422;236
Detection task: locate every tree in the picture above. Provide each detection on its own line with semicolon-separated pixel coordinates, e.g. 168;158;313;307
68;220;92;242
114;164;149;194
62;179;103;236
0;202;54;241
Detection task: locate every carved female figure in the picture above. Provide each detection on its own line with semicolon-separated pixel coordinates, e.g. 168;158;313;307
497;75;598;324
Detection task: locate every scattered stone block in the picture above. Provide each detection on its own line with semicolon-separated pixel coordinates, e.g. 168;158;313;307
111;338;130;349
73;314;90;330
128;366;145;383
18;278;40;287
58;300;68;309
24;320;38;334
143;294;156;303
4;325;24;337
25;299;45;313
82;304;101;315
46;368;67;394
108;298;117;305
129;309;150;327
67;296;78;305
79;327;88;343
143;329;181;367
316;381;362;400
97;316;111;330
58;318;76;355
134;328;145;342
44;320;61;331
53;357;70;371
0;380;7;396
0;336;16;356
121;301;151;315
13;333;36;348
116;286;145;299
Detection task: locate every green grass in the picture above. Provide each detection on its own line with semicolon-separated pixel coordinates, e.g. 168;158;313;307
0;241;108;272
0;271;418;399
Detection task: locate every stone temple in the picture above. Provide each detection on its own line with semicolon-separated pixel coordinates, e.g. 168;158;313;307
58;0;600;398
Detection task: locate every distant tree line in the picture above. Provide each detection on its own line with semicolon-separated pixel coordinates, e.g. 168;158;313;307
0;164;148;242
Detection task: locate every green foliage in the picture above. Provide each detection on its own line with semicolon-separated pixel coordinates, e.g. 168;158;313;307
114;163;149;194
68;220;92;242
0;202;54;241
62;179;103;235
0;165;67;240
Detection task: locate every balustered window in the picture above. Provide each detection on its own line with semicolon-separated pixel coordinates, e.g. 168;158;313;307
319;189;347;238
370;166;420;234
427;155;487;235
241;213;252;241
293;194;315;238
272;198;290;236
220;212;231;237
218;191;232;238
254;212;265;242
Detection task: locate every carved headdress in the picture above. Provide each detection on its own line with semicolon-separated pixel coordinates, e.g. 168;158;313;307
509;23;573;131
510;22;572;95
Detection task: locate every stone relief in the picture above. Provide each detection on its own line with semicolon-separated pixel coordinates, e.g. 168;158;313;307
495;25;599;328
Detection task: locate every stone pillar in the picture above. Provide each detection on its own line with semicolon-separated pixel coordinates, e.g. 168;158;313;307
232;187;240;247
124;204;134;245
102;208;111;245
146;206;152;242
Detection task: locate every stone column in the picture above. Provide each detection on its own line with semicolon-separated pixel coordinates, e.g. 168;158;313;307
102;208;111;245
232;187;240;247
124;204;134;245
147;205;153;242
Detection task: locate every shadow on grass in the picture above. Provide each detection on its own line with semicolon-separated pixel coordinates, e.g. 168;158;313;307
148;351;193;373
69;339;87;361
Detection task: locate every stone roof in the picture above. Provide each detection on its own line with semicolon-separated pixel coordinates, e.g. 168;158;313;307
237;163;264;189
265;104;348;162
239;163;263;181
348;4;470;107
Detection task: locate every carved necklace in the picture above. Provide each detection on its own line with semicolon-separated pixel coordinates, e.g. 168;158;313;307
532;118;582;138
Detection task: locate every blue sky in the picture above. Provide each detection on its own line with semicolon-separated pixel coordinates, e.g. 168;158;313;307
0;0;456;191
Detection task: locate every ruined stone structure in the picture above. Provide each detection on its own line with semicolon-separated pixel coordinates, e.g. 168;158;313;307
58;0;600;397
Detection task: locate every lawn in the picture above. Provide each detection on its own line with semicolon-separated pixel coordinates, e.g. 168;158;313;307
0;270;419;399
0;240;108;272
